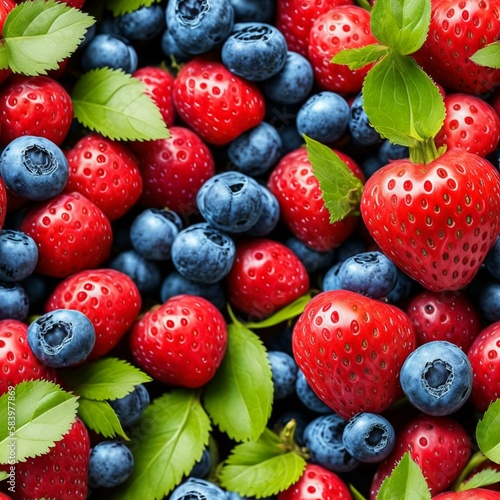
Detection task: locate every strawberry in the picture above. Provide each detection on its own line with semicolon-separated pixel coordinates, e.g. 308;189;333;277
45;268;142;360
292;289;416;420
433;490;500;499
64;133;143;221
19;191;113;278
308;5;377;94
0;319;56;395
413;0;500;95
225;238;310;321
129;294;227;388
12;417;90;500
0;0;15;85
267;146;364;251
0;75;73;147
173;57;266;145
0;177;6;230
360;149;500;292
370;415;472;498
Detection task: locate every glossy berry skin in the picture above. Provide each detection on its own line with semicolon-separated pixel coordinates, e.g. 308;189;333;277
0;230;38;282
295;369;333;414
268;350;298;400
285;237;335;274
246;185;280;237
169;477;227;500
477;281;500;323
225;238;310;320
433;489;500;499
230;0;275;23
189;447;211;479
130;294;227;388
108;384;150;428
173;58;266;145
88;441;134;488
277;463;352;500
44;268;142;360
321;262;343;292
0;282;29;321
114;4;165;41
349;93;382;146
485;235;500;280
293;290;416;420
81;34;138;73
360;150;500;292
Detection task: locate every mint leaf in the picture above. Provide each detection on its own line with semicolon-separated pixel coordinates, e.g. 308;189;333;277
476;398;500;464
71;67;170;142
377;452;431;500
203;321;273;442
458;468;500;491
109;389;211;500
370;0;431;55
332;44;389;70
470;41;500;69
0;380;78;464
106;0;161;16
218;428;307;497
62;357;152;401
304;135;364;223
0;0;95;75
77;398;128;440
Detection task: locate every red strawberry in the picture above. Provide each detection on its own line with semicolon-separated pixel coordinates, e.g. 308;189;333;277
433;490;500;499
19;191;113;278
308;5;377;94
404;289;482;352
292;289;416;420
277;463;352;500
435;93;500;157
135;125;215;217
360;150;500;292
0;319;56;395
64;133;143;221
370;415;472;498
130;294;227;388
45;268;142;360
0;177;6;230
467;321;500;411
12;417;90;500
0;75;73;147
414;0;500;95
173;57;266;145
0;0;15;85
267;146;364;251
225;238;310;321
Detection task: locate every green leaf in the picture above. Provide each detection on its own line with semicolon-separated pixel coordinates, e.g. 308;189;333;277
106;0;161;16
203;322;273;442
377;452;431;500
61;357;152;401
350;484;369;500
332;43;389;70
108;389;211;500
71;67;171;142
370;0;431;55
0;471;8;481
476;398;500;464
470;41;500;69
304;135;364;223
218;428;307;498
0;380;78;464
362;53;445;147
77;398;128;440
0;0;95;75
458;468;500;491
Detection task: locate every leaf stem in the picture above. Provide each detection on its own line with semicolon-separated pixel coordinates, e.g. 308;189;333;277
409;137;442;165
452;450;489;491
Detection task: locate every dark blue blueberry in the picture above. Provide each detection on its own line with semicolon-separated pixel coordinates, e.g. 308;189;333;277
268;350;298;400
81;34;138;73
171;223;235;284
338;251;398;298
229;0;274;22
108;384;150;428
342;412;395;463
277;122;304;154
303;413;359;473
485;235;500;280
274;409;309;446
263;51;314;105
27;309;95;367
296;91;350;144
0;136;68;201
160;28;193;63
189;447;211;479
166;0;234;55
336;237;367;262
222;22;287;81
321;262;342;292
0;230;38;282
477;280;500;323
377;140;409;164
88;441;134;488
228;122;282;177
400;340;473;416
196;172;263;233
296;370;332;414
386;270;415;305
115;4;165;41
349;93;382;146
0;282;29;321
360;154;384;179
286;237;336;274
169;477;227;500
245;186;280;237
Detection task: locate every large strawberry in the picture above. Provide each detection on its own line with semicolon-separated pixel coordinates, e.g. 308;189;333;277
292;289;416;420
433;490;500;499
360;150;500;292
0;177;6;230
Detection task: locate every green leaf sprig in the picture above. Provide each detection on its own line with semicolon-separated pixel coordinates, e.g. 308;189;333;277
471;41;500;69
105;0;162;16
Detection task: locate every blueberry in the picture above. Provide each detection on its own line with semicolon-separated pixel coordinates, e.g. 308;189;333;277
286;237;336;274
0;136;68;201
27;309;95;367
360;154;384;179
245;186;280;237
222;22;288;81
108;384;150;428
295;370;332;414
336;237;367;262
277;122;304;154
386;270;415;305
0;230;38;282
189;447;211;479
400;340;473;416
268;350;298;400
274;409;309;446
321;262;342;292
297;91;350;144
81;34;138;73
349;93;382;146
342;412;396;463
0;282;29;321
377;140;409;164
171;223;236;284
160;28;192;62
485;235;500;280
88;441;134;488
169;477;227;500
229;0;274;23
196;172;263;234
115;4;165;41
477;280;500;323
303;413;359;473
